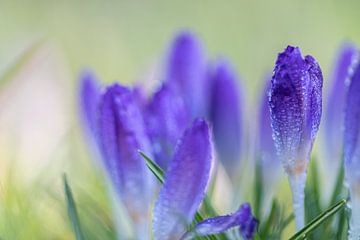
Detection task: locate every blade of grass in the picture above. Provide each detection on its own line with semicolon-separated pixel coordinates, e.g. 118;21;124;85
63;174;85;240
289;199;347;240
254;160;263;218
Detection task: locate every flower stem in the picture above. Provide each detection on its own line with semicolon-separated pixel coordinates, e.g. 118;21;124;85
289;172;307;230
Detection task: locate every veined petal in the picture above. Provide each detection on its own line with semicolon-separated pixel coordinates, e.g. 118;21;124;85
209;59;242;175
181;203;258;240
165;31;208;117
146;84;190;170
153;119;213;240
98;84;154;222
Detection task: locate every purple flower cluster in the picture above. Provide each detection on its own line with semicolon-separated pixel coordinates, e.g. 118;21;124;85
78;28;360;239
79;31;255;239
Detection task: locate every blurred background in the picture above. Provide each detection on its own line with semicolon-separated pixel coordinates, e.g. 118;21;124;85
0;0;360;239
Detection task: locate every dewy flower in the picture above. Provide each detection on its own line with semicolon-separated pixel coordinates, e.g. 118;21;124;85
344;57;360;240
269;46;323;229
152;119;257;240
324;43;358;171
209;59;242;176
165;31;208;118
80;77;155;239
146;84;190;170
153;119;212;239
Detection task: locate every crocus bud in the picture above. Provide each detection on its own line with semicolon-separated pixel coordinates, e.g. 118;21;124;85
324;43;357;170
269;46;323;229
153;119;212;240
98;84;154;238
344;58;360;240
146;84;190;170
165;31;208;118
209;60;242;176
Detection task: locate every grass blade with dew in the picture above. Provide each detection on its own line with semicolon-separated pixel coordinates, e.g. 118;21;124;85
63;174;85;240
289;199;347;240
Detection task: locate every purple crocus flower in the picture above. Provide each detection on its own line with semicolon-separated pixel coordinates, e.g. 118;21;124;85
98;84;154;219
165;31;208;118
181;203;258;240
146;84;190;170
153;119;212;239
324;43;357;170
80;79;155;238
269;46;323;229
209;60;242;176
344;58;360;240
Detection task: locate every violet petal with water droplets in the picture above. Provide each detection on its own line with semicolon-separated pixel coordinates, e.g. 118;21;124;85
153;118;213;240
181;203;258;240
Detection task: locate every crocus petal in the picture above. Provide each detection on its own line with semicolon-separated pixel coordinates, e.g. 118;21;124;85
209;60;242;175
153;118;213;240
269;46;323;229
98;84;154;224
344;55;360;240
344;60;360;183
165;31;208;117
146;84;190;170
79;69;101;139
181;203;258;240
325;43;358;164
269;46;323;175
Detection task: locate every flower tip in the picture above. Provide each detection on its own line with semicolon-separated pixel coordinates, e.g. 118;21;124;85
173;30;199;46
192;117;208;129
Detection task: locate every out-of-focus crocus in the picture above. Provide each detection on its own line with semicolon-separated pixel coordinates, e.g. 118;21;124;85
324;43;357;171
181;203;258;240
87;83;154;239
146;84;190;170
153;119;212;239
344;59;360;240
79;69;101;145
258;78;281;204
165;31;208;118
269;46;323;229
209;60;242;176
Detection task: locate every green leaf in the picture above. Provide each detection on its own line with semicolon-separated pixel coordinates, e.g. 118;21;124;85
63;174;85;240
289;199;347;240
